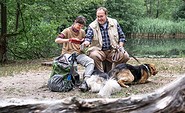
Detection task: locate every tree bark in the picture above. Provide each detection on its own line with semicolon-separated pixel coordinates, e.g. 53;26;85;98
1;75;185;113
0;2;7;63
155;0;160;18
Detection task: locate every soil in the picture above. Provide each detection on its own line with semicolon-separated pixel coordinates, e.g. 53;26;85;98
0;58;185;101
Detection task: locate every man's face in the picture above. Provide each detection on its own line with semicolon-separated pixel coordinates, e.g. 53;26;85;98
96;9;107;25
74;23;84;31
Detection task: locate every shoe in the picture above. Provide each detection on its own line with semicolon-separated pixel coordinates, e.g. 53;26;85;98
79;81;89;92
75;80;81;86
74;75;81;86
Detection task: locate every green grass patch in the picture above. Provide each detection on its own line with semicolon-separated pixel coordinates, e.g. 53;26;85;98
0;59;51;77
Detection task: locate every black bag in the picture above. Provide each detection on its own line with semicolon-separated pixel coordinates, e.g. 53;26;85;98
48;74;74;92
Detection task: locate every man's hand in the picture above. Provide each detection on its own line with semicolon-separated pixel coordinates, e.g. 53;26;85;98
116;45;125;53
81;41;90;47
80;41;90;53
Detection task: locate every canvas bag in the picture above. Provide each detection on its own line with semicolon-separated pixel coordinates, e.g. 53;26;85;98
48;53;78;92
50;54;71;77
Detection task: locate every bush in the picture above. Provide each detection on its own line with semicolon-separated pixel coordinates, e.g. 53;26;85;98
7;22;60;60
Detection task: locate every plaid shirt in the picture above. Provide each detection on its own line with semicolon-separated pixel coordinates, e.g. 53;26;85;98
85;21;126;50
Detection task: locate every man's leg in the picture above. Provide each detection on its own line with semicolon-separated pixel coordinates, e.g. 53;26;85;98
76;54;95;79
102;60;112;73
77;54;95;92
88;50;106;72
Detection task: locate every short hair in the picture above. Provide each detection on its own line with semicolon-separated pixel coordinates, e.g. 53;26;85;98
97;7;108;15
75;15;86;25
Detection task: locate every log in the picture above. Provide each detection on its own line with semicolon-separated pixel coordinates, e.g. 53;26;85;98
41;61;53;66
1;75;185;113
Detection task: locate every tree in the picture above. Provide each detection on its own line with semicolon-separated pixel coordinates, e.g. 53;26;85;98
0;0;25;63
0;1;7;63
172;0;185;21
104;0;144;34
144;0;182;19
1;0;183;62
0;0;103;63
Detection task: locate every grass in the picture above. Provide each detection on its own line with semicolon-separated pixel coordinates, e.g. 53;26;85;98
0;59;52;77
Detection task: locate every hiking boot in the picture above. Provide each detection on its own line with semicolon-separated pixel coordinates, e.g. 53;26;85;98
79;81;89;92
75;80;81;86
74;75;81;86
75;79;81;86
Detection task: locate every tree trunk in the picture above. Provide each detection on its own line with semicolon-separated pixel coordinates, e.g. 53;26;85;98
0;2;7;63
1;75;185;113
155;0;160;18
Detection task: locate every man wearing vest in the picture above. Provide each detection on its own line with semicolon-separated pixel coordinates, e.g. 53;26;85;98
82;7;130;73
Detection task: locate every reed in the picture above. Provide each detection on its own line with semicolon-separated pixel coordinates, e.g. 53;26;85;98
132;18;185;34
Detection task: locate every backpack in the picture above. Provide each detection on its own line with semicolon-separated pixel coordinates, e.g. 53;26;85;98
48;53;80;92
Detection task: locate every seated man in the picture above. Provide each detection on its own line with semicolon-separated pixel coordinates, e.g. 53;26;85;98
55;16;95;91
82;7;130;72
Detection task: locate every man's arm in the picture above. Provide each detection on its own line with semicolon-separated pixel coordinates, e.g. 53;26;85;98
83;26;94;46
55;33;83;44
55;33;69;44
117;23;126;47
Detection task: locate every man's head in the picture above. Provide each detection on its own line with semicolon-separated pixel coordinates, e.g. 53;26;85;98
96;7;108;25
74;15;86;30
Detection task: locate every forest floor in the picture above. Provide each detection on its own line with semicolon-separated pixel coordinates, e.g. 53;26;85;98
0;57;185;101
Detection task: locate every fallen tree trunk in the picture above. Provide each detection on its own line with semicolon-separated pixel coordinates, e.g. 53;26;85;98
1;75;185;113
41;61;53;66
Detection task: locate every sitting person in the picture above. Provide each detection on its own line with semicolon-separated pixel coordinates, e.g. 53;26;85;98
55;15;94;91
82;7;130;72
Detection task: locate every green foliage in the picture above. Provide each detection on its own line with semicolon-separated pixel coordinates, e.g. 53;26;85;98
143;0;182;19
104;0;144;33
7;22;59;59
3;0;185;60
6;0;103;60
172;1;185;21
78;0;104;26
104;0;183;34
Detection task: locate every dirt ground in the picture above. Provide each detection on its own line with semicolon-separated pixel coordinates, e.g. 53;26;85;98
0;57;185;101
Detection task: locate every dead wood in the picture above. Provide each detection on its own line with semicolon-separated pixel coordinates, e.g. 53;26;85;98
0;75;185;113
41;61;53;66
